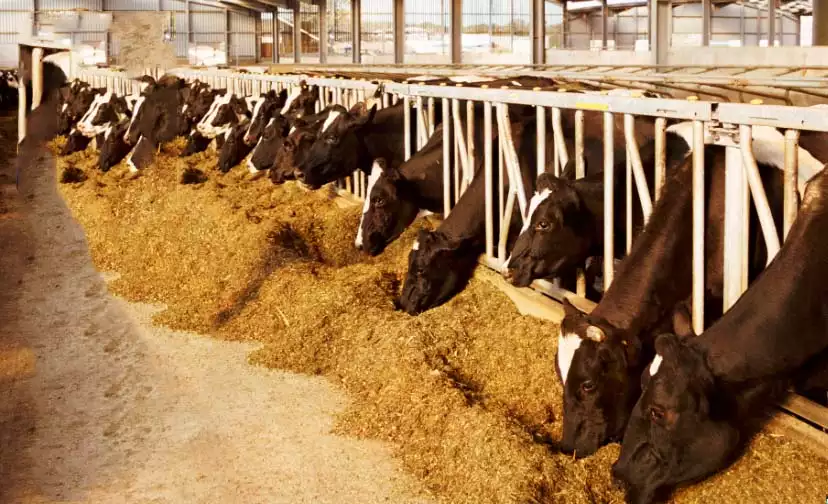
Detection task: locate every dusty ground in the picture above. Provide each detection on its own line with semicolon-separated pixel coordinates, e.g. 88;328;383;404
0;131;433;503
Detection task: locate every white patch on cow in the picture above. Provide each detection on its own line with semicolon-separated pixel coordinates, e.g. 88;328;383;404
354;160;385;248
521;188;552;233
511;81;523;87
61;103;68;113
104;124;113;140
197;91;234;138
245;96;269;137
750;125;823;194
289;126;296;135
181;104;188;114
280;88;301;114
127;149;139;173
412;240;420;251
649;354;663;376
77;91;113;137
322;110;341;133
139;80;151;93
448;75;494;83
558;331;583;386
415;209;433;219
247;155;259;174
124;95;146;142
224;129;233;141
666;121;695;151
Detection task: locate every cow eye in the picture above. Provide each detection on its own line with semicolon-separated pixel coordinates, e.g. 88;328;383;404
373;197;385;207
324;135;337;145
649;406;665;423
535;220;551;231
580;380;595;393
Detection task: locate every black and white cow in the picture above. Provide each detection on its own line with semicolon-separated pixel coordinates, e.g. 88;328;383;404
247;111;291;175
0;69;18;110
180;80;224;157
554;127;827;460
267;109;332;184
279;82;320;123
502;121;688;289
612;166;828;504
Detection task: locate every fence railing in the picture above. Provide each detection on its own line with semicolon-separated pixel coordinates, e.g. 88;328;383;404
72;65;828;340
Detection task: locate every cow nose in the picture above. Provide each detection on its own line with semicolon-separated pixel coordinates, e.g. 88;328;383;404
502;268;514;282
293;169;305;182
243;134;254;145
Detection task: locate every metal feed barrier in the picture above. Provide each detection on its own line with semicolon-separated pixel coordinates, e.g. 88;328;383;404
71;65;828;437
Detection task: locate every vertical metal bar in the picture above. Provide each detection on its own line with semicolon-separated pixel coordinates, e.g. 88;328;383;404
536;105;546;176
498;123;505;224
403;96;411;160
552;107;569;173
466;100;475;193
416;95;426;149
603;112;615;288
702;0;711;46
624;114;653;220
739;125;782;263
17;81;26;143
293;2;301;63
443;96;452;215
626;154;633;253
654;117;667;200
393;0;404;63
452;98;470;191
499;190;517;262
429;98;436;137
783;129;800;238
454;124;460;203
575;110;585;177
532;0;546;63
484;101;494;258
272;8;279;64
768;0;776;47
225;9;231;64
352;0;362;64
319;0;328;63
450;0;462;63
692;120;705;335
723;144;749;312
601;0;608;49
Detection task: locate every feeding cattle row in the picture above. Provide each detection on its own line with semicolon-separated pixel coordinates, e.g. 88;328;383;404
53;70;827;504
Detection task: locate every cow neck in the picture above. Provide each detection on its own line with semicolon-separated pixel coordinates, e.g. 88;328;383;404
591;156;696;339
434;166;489;247
356;103;405;172
572;174;605;255
697;179;828;383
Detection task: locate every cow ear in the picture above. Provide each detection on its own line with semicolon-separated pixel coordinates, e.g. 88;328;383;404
92;87;107;95
350;101;377;127
561;297;584;320
654;333;682;361
536;172;568;193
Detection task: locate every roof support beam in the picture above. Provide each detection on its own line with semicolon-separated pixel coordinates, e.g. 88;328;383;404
394;0;404;63
601;0;608;49
768;0;777;46
450;0;461;63
293;1;301;63
319;0;328;63
272;8;280;63
352;0;361;63
815;0;828;45
532;0;545;64
649;0;670;65
702;0;711;46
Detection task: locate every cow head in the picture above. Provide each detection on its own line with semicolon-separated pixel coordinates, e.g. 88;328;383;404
245;88;288;144
57;82;98;135
295;103;377;189
557;299;643;458
503;172;598;287
4;70;18;89
137;75;157;94
398;229;475;315
77;91;130;138
355;159;420;256
611;334;740;504
197;92;250;139
270;123;318;185
182;82;219;125
250;114;290;173
280;83;319;122
99;120;131;173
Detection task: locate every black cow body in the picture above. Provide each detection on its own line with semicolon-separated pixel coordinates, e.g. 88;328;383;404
554;142;801;459
503;126;686;289
218;121;255;173
267;110;332;184
613;168;828;502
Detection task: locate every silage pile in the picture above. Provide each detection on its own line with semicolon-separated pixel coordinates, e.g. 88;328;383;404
55;146;828;504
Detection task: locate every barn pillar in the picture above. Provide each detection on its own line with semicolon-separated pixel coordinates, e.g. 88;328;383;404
601;0;608;49
532;0;545;63
393;0;404;63
293;1;302;63
319;0;328;63
272;9;280;63
649;0;670;65
701;0;711;46
814;0;828;45
768;0;776;46
450;0;462;63
352;0;362;63
31;47;43;110
225;9;231;65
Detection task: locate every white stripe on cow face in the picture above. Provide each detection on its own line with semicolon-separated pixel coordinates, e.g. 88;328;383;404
412;240;420;251
750;125;823;195
246;95;267;137
354;160;385;248
78;91;113;137
197;91;234;139
124;95;146;142
558;331;583;386
322;110;341;133
289;126;296;135
247;154;259;174
280;88;302;115
521;188;552;233
649;354;663;376
61;103;69;113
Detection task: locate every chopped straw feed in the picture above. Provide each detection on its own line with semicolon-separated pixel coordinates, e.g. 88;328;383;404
55;143;828;504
